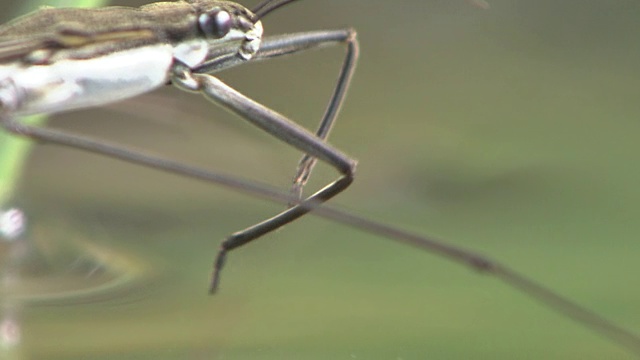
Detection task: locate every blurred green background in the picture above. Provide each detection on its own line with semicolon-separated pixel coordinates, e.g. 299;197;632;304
1;0;640;358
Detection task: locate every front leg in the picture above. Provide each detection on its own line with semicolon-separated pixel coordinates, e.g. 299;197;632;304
171;66;357;293
196;29;359;200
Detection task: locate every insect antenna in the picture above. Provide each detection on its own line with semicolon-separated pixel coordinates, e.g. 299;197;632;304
252;0;301;21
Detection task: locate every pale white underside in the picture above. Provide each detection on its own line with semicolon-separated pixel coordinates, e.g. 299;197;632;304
0;20;264;117
0;44;175;116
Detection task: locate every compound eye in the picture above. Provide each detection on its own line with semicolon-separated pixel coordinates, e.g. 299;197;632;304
199;10;232;38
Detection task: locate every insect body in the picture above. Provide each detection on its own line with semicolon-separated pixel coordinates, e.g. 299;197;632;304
0;0;358;294
0;1;264;116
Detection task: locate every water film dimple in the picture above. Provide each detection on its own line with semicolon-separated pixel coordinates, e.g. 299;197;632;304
0;206;152;307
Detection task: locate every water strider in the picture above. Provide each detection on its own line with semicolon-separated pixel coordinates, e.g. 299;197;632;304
0;0;638;354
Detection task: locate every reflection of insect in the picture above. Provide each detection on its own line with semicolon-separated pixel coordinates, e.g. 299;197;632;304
0;0;638;354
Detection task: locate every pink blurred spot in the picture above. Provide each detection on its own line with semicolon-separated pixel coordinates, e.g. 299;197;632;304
0;318;20;348
468;0;490;10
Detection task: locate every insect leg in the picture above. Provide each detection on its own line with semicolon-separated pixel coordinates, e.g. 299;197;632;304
2;114;640;353
0;114;299;204
197;29;358;200
171;66;356;294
